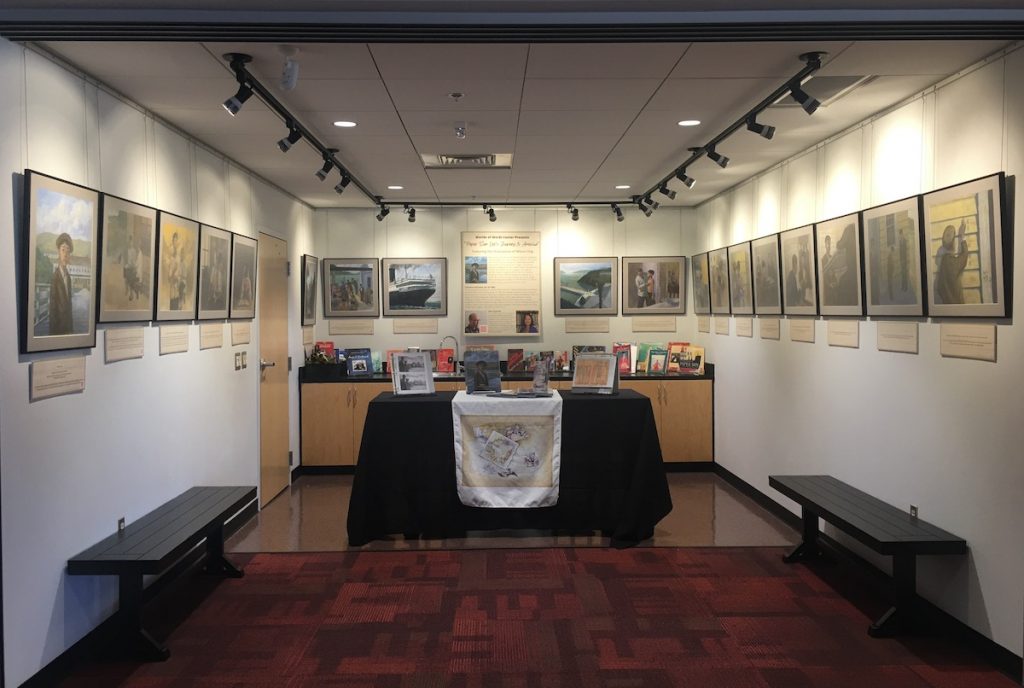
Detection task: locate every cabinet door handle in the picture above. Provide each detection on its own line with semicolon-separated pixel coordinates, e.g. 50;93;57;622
352;388;357;406
346;388;353;407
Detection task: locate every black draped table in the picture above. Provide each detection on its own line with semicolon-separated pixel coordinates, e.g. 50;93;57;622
346;389;672;548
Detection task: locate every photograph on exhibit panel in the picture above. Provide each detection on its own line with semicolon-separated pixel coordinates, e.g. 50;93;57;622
198;225;231;320
621;256;686;316
383;257;447;317
322;258;378;317
922;173;1008;318
862;196;924;317
301;254;318;325
815;213;864;316
751;234;782;315
98;193;157;324
555;258;617;316
690;252;711;315
708;247;730;315
779;224;817;316
156;211;200;321
229;234;258;319
727;242;754;315
22;170;100;352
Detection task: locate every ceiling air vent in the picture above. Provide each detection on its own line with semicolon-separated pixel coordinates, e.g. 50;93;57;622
421;153;513;169
771;75;876;109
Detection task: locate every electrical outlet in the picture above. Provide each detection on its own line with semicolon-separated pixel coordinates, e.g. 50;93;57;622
117;517;125;533
241;351;248;369
234;352;241;370
910;505;918;518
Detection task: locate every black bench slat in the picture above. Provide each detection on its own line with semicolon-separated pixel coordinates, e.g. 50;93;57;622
771;476;965;555
125;488;251;557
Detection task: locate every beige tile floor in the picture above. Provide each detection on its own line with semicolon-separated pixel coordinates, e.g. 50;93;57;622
227;472;799;552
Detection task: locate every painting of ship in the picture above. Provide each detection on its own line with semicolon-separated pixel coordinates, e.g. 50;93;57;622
384;258;447;315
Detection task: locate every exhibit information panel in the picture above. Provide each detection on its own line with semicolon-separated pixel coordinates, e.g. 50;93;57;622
462;232;542;337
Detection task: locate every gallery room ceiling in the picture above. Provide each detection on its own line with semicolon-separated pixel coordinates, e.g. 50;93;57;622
36;39;1011;208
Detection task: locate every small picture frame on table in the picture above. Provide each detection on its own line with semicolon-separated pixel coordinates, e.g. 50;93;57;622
390;350;435;396
571;353;619;395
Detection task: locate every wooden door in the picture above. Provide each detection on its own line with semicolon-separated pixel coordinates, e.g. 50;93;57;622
300;383;354;465
258;232;290;506
350;383;394;463
660;380;714;461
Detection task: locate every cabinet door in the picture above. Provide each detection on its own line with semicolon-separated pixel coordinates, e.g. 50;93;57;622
660;380;713;462
300;383;354;466
619;380;665;443
351;383;396;463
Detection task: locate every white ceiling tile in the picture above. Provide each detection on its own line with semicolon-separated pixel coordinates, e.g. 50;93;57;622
670;42;853;79
526;43;689;78
278;79;395;112
204;42;380;79
93;75;250;111
303;110;407;138
399;110;519;137
410;134;517;154
426;169;512;200
386;79;524;111
513;135;615;171
645;77;781;118
160;107;280;136
42;41;228;78
521;78;662;111
370;44;529;80
820;40;1009;77
517;110;637;137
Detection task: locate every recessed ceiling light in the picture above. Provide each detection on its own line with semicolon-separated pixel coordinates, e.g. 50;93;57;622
333;120;357;128
677;119;701;127
615;185;631;190
387;185;404;190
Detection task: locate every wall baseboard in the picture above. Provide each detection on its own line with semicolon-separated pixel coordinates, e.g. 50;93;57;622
20;497;258;688
710;463;1023;683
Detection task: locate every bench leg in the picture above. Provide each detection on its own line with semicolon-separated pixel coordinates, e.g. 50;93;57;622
783;508;821;563
202;524;244;578
869;553;917;637
118;574;170;661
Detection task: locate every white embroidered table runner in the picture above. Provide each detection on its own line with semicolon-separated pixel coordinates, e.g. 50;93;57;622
451;391;562;508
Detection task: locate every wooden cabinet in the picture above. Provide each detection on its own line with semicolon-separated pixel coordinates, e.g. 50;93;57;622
300;382;392;466
619;378;713;463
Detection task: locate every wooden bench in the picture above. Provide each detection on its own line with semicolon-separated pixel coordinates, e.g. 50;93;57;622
769;475;966;637
67;485;256;660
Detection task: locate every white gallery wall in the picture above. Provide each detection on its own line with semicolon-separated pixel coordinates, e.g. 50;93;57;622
0;41;314;687
695;45;1024;656
310;205;700;360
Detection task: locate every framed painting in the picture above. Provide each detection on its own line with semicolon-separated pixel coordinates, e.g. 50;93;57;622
301;254;318;326
555;257;618;316
382;257;447;317
322;258;379;318
97;193;156;323
708;247;730;315
690;252;711;315
862;196;925;317
21;170;100;353
727;242;754;315
922;173;1009;318
155;211;200;321
621;256;686;316
815;213;864;316
779;224;817;316
229;233;258;319
197;225;231;320
751;235;782;315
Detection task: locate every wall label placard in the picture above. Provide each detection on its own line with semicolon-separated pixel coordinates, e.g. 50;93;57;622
231;321;251;345
735;317;753;337
940;323;996;362
105;327;144;363
200;323;224;350
877;321;918;354
789;318;815;343
159;324;190;355
827;319;859;348
631;315;676;332
714;317;730;335
697;315;710;333
393;318;438;335
30;356;86;401
759;317;780;340
329;319;373;335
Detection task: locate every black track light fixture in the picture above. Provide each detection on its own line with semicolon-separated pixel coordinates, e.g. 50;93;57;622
789;82;820;115
643;196;660;211
277;123;302;152
567;204;579;221
658;183;677;200
482;204;497;222
637;198;654;217
222;83;253;116
746;116;776;140
612;204;624;222
334;175;351;194
675;169;696;189
314;156;334;181
706;147;730;169
375;204;390;222
404;204;416;223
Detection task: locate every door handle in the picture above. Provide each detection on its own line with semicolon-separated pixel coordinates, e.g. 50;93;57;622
260;359;276;370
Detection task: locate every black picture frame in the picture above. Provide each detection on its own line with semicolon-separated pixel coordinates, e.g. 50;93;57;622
155;211;200;321
197;224;232;320
779;224;818;316
301;254;318;326
229;233;258;319
861;195;926;317
97;193;157;324
690;252;711;315
751;234;783;316
815;212;865;317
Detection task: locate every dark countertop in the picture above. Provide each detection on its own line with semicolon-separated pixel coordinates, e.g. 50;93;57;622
300;362;714;383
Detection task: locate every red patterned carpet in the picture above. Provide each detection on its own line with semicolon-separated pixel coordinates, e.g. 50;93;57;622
60;548;1015;687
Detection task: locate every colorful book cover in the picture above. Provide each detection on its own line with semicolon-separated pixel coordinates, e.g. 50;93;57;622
552;351;570;372
667;341;689;374
371;351;383;373
679;345;705;375
346;348;373;376
315;341;335;359
437;348;455;373
613;343;632;374
507;348;525;373
524;351;539;372
647;348;669;375
385;349;404;373
635;343;654;373
334;348;347;364
539;351;554;372
465;350;502;393
426;349;438;372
